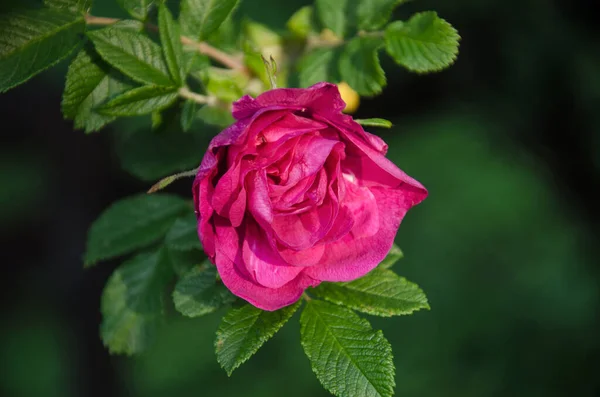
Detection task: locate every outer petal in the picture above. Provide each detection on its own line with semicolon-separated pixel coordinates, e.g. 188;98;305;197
213;216;319;311
232;83;346;121
242;221;304;289
305;185;426;282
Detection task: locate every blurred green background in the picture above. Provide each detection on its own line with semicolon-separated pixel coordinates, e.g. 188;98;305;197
1;0;599;396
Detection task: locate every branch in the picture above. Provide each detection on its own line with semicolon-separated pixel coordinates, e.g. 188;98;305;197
84;15;247;72
178;87;217;105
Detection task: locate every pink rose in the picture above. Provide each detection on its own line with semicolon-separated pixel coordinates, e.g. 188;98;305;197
193;83;427;311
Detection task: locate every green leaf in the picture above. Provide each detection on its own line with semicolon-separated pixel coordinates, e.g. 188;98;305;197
84;193;189;266
216;301;301;376
116;0;155;21
87;27;173;86
44;0;93;13
287;6;317;38
339;36;386;96
180;0;239;41
356;0;408;31
378;244;403;269
298;48;340;88
300;300;395;397
0;8;85;93
62;46;134;133
168;248;203;277
98;85;178;116
196;105;234;128
180;100;197;132
173;263;236;317
385;12;460;73
355;118;393;128
165;212;202;251
315;0;347;38
158;4;185;85
312;268;429;317
100;248;173;355
115;126;212;181
200;67;247;102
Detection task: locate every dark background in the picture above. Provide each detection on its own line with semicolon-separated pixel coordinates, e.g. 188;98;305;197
1;0;599;396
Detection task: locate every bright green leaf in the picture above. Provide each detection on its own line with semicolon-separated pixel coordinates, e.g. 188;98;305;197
0;8;85;93
378;244;403;269
312;268;429;317
173;264;236;317
339;36;386;96
355;118;393;128
98;85;178;116
385;11;460;73
287;6;317;38
216;300;301;376
87;27;173;86
116;0;155;21
100;248;173;355
62;46;134;133
180;100;197;132
165;212;202;251
196;105;234;128
44;0;93;13
158;4;185;85
298;47;340;88
84;193;189;266
315;0;347;38
115;127;212;181
356;0;408;31
200;67;247;102
180;0;239;41
300;300;395;397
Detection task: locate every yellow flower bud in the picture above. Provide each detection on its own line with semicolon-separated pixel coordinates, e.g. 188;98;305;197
337;82;360;114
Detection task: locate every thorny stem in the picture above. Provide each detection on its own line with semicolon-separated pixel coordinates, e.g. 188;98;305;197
84;15;247;72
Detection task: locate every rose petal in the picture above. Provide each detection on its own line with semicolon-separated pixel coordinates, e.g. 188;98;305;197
305;185;425;282
242;221;304;288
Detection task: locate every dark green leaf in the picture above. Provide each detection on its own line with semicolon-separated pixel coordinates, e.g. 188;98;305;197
287;6;317;38
300;300;395;397
312;268;429;317
356;0;408;31
84;193;189;266
339;36;386;96
298;47;340;88
385;12;460;73
98;85;178;116
62;46;134;133
315;0;347;38
379;244;403;269
158;4;185;85
0;8;85;93
180;0;239;41
173;264;236;317
355;118;393;128
115;126;212;181
180;100;198;132
168;248;203;277
44;0;93;13
216;301;301;375
165;212;202;251
100;248;173;355
87;27;173;86
116;0;155;21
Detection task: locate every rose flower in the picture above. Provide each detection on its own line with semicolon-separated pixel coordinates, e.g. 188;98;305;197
193;83;427;311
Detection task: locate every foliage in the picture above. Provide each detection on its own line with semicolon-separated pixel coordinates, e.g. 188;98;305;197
0;0;460;395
